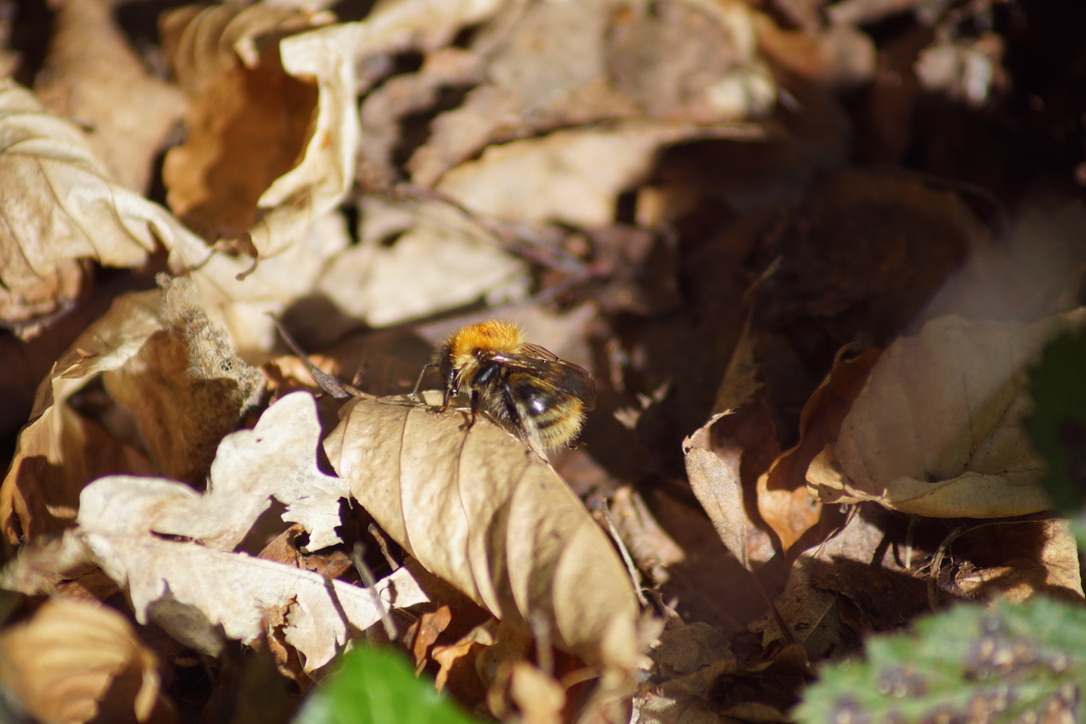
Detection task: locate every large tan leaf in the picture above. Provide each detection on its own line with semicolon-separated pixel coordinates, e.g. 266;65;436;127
161;6;358;258
0;81;202;338
0;598;173;724
807;312;1086;517
324;394;642;671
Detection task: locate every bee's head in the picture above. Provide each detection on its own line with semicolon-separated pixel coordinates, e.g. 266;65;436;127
438;320;524;386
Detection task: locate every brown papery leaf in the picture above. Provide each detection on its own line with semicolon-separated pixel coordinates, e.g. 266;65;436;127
34;0;185;193
0;81;201;339
161;6;358;257
324;394;642;672
0;598;173;724
807;311;1086;517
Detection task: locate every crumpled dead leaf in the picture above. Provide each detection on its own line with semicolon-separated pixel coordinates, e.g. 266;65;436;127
807;311;1086;517
83;391;344;553
15;391;428;672
0;80;201;339
69;517;424;671
751;503;1084;663
1;278;262;549
684;407;778;571
0;597;173;724
324;393;642;671
1;290;162;549
161;5;358;257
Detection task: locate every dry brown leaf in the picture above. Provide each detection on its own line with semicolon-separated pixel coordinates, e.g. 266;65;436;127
808;312;1086;517
34;0;185;193
606;0;777;120
757;348;879;553
0;81;201;339
946;518;1083;603
684;411;776;571
608;486;685;586
72;515;425;670
751;504;1084;664
161;6;357;256
0;598;173;724
324;393;643;671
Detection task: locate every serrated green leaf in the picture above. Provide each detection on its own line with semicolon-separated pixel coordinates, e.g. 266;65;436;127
794;598;1086;723
293;646;481;724
1024;332;1086;516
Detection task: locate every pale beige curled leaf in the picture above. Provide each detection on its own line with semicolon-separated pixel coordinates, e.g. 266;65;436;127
76;481;426;670
436;121;764;228
161;6;358;258
0;81;203;339
357;0;508;56
316;197;528;327
0;598;173;724
808;311;1086;517
324;394;642;671
96;391;347;552
34;0;185;193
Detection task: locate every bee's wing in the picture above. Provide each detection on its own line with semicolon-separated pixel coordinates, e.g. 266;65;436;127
490;352;597;411
518;343;560;361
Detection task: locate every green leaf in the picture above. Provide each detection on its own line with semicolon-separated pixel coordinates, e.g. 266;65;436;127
1024;331;1086;547
293;646;481;724
793;597;1086;723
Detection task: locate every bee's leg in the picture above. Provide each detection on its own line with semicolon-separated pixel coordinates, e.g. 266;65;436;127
411;363;436;402
439;369;459;413
467;389;480;427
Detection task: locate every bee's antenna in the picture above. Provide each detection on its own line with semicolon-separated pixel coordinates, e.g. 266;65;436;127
411;363;436;401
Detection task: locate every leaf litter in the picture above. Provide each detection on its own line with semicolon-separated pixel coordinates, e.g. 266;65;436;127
2;0;1086;721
